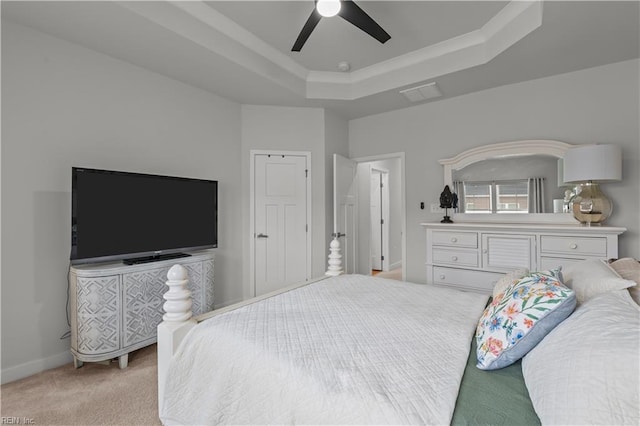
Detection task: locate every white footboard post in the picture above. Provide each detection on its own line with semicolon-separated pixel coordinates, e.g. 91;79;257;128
157;264;197;417
326;235;343;276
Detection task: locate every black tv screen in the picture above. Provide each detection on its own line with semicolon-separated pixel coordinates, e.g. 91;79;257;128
71;167;217;265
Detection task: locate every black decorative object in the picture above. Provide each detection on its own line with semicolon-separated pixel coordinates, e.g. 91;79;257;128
439;185;458;223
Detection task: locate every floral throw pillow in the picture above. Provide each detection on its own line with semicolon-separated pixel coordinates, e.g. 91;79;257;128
476;269;576;370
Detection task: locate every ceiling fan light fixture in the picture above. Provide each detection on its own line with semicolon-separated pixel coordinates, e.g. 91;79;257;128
317;0;341;18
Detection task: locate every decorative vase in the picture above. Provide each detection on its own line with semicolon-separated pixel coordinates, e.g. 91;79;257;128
570;182;612;225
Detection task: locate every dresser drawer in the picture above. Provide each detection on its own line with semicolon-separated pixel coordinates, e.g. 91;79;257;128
539;256;593;271
540;236;607;257
432;266;503;294
431;231;478;248
432;248;479;267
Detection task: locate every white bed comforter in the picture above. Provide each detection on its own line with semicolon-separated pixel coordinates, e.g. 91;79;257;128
161;275;488;425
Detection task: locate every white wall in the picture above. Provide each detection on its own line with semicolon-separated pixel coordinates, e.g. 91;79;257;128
349;59;640;283
1;21;244;382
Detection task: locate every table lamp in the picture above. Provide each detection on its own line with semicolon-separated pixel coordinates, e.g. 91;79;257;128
563;144;622;225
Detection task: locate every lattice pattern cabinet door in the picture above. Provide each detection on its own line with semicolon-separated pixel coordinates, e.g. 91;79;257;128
184;259;215;315
203;259;215;311
122;268;167;348
184;262;204;315
74;275;120;355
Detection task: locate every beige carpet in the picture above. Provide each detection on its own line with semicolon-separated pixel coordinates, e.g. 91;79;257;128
1;345;161;426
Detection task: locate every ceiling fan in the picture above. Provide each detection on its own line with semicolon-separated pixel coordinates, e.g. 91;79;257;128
292;0;391;52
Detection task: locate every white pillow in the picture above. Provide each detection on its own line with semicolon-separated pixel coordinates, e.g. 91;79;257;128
522;289;640;425
609;258;640;305
561;259;635;305
492;267;529;299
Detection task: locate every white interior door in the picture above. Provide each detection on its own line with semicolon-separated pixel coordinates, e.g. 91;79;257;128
254;154;308;296
333;154;358;274
381;171;390;272
370;171;382;270
370;169;390;272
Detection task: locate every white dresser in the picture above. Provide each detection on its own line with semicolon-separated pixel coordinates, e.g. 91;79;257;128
69;250;214;368
422;222;625;294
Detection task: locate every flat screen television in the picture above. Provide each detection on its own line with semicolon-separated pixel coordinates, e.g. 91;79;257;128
71;167;217;265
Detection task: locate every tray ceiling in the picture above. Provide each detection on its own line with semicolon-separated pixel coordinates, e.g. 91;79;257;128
2;1;638;119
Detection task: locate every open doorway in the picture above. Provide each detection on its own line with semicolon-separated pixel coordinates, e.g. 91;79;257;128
356;154;405;280
333;152;405;280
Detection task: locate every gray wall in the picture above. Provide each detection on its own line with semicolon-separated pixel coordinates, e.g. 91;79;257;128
1;21;244;381
349;59;640;283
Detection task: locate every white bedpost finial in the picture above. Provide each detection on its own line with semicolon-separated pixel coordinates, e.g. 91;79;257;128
163;264;192;322
326;235;344;276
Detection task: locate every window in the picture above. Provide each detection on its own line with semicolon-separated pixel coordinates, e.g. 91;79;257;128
496;181;529;213
463;182;492;213
463;180;529;213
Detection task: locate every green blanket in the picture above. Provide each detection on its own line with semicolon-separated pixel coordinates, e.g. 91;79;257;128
451;334;540;425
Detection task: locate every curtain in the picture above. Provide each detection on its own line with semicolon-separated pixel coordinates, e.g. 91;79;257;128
453;180;463;212
528;177;545;213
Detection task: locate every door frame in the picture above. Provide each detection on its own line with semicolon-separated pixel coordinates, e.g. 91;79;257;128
249;150;312;297
353;152;406;280
333;153;358;274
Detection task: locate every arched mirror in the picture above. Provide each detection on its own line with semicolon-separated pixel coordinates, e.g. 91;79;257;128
439;140;577;223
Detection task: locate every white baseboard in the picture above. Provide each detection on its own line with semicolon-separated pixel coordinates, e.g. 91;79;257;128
1;350;73;384
390;261;402;271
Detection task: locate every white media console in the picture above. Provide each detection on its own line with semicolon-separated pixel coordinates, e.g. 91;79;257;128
69;250;214;368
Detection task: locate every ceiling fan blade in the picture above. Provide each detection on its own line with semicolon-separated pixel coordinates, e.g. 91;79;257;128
292;9;322;52
339;0;391;44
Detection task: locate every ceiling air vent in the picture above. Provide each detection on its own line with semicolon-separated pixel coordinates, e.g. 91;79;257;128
400;82;442;102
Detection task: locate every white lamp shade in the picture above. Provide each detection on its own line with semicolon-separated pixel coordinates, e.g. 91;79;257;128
563;144;622;183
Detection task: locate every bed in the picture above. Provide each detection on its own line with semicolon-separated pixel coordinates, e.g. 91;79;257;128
156;250;639;425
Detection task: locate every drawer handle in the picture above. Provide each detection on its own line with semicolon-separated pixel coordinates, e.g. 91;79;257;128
439;274;446;280
451;237;458;243
570;243;578;250
451;256;458;261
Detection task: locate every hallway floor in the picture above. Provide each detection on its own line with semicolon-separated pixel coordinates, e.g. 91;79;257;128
372;268;402;281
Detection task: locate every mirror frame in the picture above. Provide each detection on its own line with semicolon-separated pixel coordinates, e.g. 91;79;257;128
439;140;577;223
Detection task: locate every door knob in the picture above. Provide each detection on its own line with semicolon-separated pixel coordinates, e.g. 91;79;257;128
256;233;269;238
